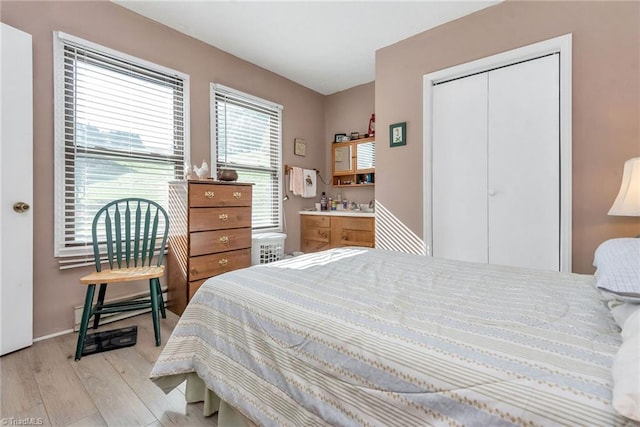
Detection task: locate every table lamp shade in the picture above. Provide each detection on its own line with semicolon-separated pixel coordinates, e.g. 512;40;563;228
609;157;640;216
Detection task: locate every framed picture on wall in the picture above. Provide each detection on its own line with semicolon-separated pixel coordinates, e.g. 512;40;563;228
390;122;406;147
294;138;306;156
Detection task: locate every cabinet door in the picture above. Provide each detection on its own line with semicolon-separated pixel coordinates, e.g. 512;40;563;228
356;141;375;171
333;144;353;173
487;54;559;271
301;215;331;253
332;217;374;247
432;72;488;264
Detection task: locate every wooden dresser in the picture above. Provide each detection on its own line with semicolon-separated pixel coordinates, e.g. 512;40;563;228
301;212;374;253
167;180;252;315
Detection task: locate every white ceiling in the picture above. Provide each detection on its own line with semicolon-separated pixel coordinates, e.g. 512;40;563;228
114;1;499;95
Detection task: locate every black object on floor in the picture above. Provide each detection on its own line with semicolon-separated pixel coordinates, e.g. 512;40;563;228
81;326;137;356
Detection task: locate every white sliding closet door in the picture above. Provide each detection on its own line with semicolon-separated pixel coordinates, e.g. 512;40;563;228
432;73;488;264
488;55;559;270
431;54;560;271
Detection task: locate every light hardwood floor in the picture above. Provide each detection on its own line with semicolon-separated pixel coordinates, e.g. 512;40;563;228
0;312;216;426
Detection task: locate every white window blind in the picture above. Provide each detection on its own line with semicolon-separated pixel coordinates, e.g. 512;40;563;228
53;32;189;267
211;84;283;231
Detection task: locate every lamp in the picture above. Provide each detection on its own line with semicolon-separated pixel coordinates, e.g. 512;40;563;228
608;157;640;216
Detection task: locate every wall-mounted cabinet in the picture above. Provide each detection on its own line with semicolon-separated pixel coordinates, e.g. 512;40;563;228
332;137;375;187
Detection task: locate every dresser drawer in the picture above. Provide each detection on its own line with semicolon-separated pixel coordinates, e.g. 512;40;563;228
190;228;251;256
189;207;251;231
189;183;252;208
188;249;251;281
301;215;330;229
188;278;207;300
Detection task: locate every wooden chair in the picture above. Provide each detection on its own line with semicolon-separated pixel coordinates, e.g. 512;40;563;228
74;198;169;361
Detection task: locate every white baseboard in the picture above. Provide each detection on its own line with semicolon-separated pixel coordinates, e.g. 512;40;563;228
34;328;74;342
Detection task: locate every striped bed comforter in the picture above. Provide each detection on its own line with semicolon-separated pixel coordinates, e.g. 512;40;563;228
150;247;635;426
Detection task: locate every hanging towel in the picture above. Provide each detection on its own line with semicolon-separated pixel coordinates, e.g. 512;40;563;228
302;169;317;198
289;167;304;196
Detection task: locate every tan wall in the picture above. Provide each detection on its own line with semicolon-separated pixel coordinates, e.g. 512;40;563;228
375;0;640;273
323;81;376;207
1;0;325;338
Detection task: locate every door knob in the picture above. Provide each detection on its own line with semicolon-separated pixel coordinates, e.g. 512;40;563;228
488;190;496;196
13;202;30;213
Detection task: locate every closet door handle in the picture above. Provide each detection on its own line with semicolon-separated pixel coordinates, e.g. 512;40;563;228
488;189;496;196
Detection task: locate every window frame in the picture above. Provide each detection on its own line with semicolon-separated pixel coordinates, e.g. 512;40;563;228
53;31;190;264
210;83;284;233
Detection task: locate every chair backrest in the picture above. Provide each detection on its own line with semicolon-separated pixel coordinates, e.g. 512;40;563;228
91;198;169;272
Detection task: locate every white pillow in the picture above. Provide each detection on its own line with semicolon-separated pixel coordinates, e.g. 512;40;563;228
612;308;640;421
593;238;640;301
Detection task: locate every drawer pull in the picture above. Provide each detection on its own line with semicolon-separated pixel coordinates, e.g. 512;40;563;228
204;191;215;199
219;258;228;267
219;236;229;244
233;191;242;199
219;213;228;221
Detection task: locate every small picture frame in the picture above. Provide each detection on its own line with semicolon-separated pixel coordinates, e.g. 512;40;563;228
334;133;347;143
389;122;406;147
294;138;306;156
350;132;360;140
336;135;350;143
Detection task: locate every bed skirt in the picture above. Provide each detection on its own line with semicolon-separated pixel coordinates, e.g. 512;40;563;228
155;372;257;427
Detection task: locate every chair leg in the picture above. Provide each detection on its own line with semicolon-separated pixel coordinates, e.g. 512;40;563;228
156;279;166;319
149;279;161;346
75;284;96;361
92;283;107;329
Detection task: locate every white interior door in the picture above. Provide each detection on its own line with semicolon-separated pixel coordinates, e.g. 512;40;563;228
432;73;488;263
487;54;560;270
425;34;571;272
0;23;33;355
431;54;560;271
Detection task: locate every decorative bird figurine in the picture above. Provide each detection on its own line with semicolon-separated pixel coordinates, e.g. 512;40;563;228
184;161;193;180
193;160;209;179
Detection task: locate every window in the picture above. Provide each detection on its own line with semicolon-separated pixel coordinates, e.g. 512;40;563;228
211;84;283;231
53;32;189;267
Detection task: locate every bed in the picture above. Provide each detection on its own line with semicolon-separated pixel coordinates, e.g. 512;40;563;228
150;246;639;426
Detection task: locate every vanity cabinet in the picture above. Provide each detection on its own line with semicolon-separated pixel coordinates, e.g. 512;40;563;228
167;180;252;315
332;137;375;187
301;213;375;253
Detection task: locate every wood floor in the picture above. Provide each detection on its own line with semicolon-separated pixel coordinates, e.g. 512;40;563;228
0;312;217;426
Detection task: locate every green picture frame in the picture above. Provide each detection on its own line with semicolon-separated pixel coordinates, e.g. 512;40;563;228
389;122;406;147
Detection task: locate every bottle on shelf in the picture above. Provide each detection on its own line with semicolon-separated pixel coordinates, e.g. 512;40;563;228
320;192;328;211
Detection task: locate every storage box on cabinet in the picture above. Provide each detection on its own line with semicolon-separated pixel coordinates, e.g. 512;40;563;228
168;181;252;315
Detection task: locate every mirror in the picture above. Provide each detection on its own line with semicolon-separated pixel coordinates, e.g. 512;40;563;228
356;141;375;170
334;145;352;172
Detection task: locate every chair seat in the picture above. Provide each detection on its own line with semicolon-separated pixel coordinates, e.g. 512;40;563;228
80;266;165;285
